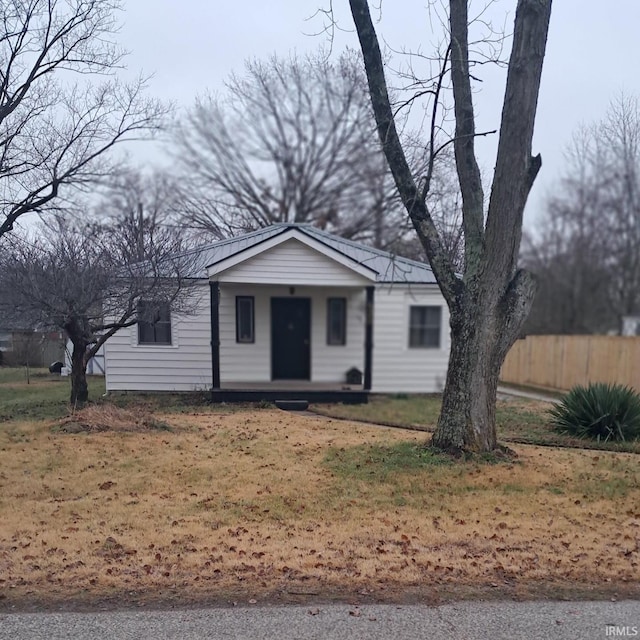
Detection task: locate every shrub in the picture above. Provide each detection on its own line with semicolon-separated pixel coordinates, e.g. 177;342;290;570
549;383;640;442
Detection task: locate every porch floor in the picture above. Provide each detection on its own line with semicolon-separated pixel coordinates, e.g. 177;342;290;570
212;380;368;404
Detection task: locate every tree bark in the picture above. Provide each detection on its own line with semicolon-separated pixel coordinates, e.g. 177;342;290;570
434;319;500;452
433;271;536;452
69;340;89;406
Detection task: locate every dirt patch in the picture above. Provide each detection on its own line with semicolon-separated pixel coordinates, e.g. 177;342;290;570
55;405;171;434
1;408;639;610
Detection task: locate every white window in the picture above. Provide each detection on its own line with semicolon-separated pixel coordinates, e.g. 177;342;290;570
409;306;441;348
236;296;255;343
327;297;346;345
137;301;172;345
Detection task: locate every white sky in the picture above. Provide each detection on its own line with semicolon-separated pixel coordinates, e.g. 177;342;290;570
118;0;640;231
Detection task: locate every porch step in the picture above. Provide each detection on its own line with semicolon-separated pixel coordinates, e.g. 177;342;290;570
275;400;309;411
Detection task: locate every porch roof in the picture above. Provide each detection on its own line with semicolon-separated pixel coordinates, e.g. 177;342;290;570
183;223;438;284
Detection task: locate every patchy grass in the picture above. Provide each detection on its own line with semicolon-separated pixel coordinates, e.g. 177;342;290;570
0;368;107;422
1;371;638;606
0;367;49;385
0;407;639;608
106;390;214;413
315;394;443;429
0;367;216;423
55;405;172;434
315;395;640;454
324;441;452;483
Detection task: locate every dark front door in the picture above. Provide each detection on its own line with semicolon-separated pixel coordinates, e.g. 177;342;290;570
271;298;311;380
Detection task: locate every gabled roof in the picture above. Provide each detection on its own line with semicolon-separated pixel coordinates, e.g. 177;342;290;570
185;223;438;284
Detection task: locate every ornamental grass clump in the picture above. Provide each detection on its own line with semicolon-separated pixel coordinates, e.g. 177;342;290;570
549;383;640;442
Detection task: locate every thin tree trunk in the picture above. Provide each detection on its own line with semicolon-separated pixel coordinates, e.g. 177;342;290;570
69;340;89;406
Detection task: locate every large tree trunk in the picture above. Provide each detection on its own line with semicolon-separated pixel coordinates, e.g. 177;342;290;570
69;339;89;406
433;272;537;452
434;313;500;452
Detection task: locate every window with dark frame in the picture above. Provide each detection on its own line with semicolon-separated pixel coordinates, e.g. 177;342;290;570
327;297;346;345
236;296;255;343
409;306;441;348
137;301;172;345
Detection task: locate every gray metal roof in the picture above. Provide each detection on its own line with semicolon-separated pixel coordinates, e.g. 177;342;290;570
186;223;437;284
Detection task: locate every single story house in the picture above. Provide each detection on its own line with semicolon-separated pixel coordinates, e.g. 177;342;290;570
103;223;451;402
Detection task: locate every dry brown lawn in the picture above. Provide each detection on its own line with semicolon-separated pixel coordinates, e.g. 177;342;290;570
0;406;639;609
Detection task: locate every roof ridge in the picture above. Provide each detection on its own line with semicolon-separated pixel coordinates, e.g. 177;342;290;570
301;225;434;273
175;225;284;258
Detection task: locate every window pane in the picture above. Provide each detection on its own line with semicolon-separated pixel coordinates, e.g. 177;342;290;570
157;305;171;323
236;297;254;343
155;321;172;345
138;321;154;344
138;301;172;345
424;307;441;326
327;298;346;345
409;305;441;348
424;328;440;348
410;306;425;327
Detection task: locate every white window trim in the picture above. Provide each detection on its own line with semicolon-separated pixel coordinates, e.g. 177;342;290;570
131;314;180;349
404;297;444;351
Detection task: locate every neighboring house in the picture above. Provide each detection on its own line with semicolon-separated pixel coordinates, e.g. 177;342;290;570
103;223;450;401
0;327;65;367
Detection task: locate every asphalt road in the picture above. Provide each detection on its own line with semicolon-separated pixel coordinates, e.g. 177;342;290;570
0;601;638;639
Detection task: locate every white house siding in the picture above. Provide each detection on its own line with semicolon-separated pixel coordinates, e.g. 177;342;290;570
219;284;366;384
371;284;450;393
64;340;105;374
216;238;373;287
104;285;212;392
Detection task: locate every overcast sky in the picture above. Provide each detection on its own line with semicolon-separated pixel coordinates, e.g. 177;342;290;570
118;0;640;229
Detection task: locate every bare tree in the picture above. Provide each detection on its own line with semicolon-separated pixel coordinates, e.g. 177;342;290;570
584;95;640;325
172;49;426;249
348;0;552;452
524;94;640;334
96;167;186;257
0;217;201;404
0;0;166;239
521;202;614;334
521;133;614;334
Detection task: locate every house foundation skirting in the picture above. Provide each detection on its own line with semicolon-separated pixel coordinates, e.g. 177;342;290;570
210;388;368;404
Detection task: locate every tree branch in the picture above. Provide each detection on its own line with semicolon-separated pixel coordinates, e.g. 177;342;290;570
484;0;552;285
449;0;486;280
349;0;462;307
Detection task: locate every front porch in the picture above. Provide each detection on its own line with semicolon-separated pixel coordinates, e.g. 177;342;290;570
208;281;373;404
211;380;368;404
205;230;377;405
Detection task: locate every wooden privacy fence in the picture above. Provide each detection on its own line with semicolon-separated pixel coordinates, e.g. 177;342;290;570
500;335;640;393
